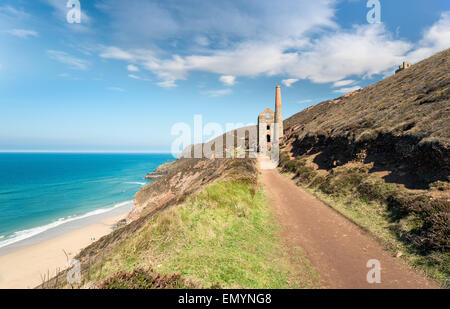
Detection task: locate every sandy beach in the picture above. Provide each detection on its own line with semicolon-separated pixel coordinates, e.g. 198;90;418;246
0;213;127;289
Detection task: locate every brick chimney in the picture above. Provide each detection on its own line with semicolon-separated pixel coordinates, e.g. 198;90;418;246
275;86;283;138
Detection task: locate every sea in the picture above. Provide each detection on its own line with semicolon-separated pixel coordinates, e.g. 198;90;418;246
0;153;173;254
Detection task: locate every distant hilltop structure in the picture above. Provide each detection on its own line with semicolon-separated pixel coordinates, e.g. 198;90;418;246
395;61;412;74
257;86;283;154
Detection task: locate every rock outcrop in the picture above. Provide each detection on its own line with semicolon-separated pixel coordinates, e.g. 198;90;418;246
145;162;172;179
132;158;256;221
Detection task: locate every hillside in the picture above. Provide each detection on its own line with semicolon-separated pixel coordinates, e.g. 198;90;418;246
40;157;320;289
279;49;449;284
283;48;449;189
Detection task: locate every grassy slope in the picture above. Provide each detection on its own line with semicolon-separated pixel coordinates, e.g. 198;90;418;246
86;179;321;289
283;49;449;189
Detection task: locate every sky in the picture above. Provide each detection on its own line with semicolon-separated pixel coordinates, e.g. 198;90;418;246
0;0;449;152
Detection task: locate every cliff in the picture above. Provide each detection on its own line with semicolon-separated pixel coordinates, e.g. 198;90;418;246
282;48;450;189
130;157;257;221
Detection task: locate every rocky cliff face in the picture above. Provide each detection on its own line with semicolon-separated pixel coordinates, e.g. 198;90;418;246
131;158;257;221
282;48;450;189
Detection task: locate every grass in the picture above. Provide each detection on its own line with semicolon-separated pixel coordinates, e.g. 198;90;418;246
87;180;321;289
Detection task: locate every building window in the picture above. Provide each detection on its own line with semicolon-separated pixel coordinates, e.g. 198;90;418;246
267;125;270;130
267;135;271;142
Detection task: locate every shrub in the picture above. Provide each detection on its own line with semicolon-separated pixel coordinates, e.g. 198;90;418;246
279;152;291;166
407;198;450;252
430;180;450;191
99;268;195;289
282;159;296;173
309;175;327;188
296;166;317;184
359;179;397;202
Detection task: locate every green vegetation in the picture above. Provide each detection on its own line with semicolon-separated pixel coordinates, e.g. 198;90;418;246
88;179;321;289
279;152;449;287
430;180;450;191
99;268;195;289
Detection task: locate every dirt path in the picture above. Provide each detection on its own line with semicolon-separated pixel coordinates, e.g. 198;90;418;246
259;158;439;289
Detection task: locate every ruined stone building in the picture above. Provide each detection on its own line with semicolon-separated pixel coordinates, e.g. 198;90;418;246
395;61;412;74
257;86;283;154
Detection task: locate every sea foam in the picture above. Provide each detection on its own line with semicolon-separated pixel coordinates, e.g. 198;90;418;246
0;200;133;249
124;182;147;186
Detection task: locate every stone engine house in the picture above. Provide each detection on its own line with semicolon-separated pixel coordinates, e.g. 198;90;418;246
395;61;412;74
257;86;283;154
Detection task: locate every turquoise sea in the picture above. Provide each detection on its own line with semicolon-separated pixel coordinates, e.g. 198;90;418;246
0;153;173;250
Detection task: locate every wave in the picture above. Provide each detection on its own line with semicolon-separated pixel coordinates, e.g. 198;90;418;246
124;181;147;186
0;200;133;249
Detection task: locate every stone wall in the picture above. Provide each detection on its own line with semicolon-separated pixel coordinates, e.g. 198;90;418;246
257;108;274;154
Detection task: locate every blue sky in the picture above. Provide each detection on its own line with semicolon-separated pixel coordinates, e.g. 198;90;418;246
0;0;449;152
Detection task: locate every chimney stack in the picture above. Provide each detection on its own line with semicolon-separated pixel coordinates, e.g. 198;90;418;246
275;86;283;138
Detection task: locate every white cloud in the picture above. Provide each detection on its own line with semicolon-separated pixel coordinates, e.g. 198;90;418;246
47;50;89;70
157;80;177;88
298;99;313;104
289;23;412;83
107;87;125;92
332;80;355;87
333;85;362;94
58;73;80;80
100;47;135;60
0;5;30;19
100;23;413;87
407;12;450;63
96;0;336;42
282;79;299;87
97;5;449;88
219;75;236;86
4;29;38;38
97;0;337;86
127;64;139;72
201;89;232;97
128;74;151;81
195;36;210;47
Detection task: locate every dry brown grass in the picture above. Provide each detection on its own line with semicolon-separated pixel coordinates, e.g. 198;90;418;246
283;48;450;189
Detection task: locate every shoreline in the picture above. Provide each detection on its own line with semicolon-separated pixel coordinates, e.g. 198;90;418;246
0;201;133;256
0;208;131;289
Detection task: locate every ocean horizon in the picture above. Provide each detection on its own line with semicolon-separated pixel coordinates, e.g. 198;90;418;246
0;153;173;252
